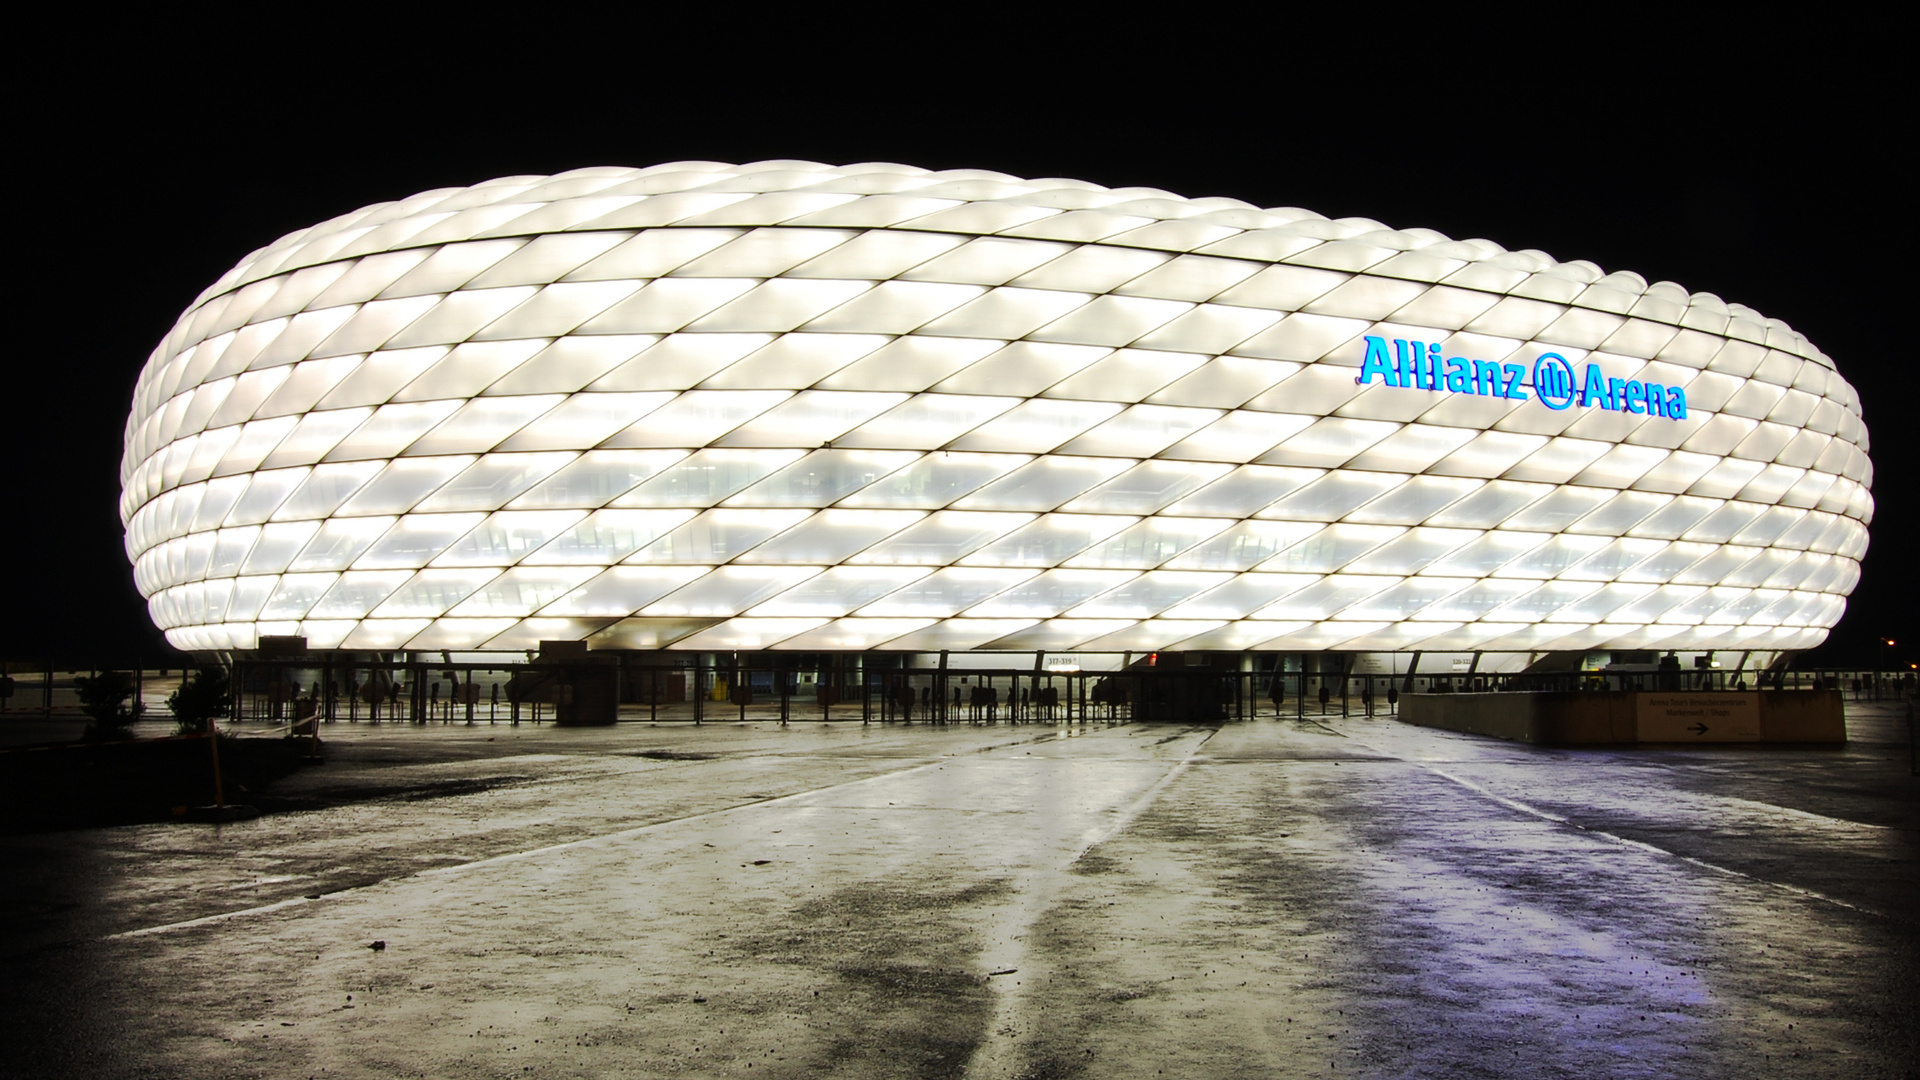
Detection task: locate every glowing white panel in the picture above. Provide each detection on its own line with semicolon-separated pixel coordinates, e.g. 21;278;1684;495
859;567;1037;616
540;566;711;617
626;508;812;563
575;278;759;334
393;341;550;402
257;356;369;418
522;509;694;564
1068;571;1233;617
324;400;463;461
122;163;1870;653
404;396;564;456
313;348;447;410
1233;312;1370;363
774;618;942;651
1013;245;1170;292
364;564;503;614
961;570;1137;617
1060;404;1222;457
1345;476;1482;526
869;619;1041;652
802;283;985;335
337;458;475;516
832;395;1019;450
447;566;601;616
1254;575;1398;619
675;229;857;277
1062;461;1233;515
498;450;685;509
899;236;1069;285
850;511;1033;565
1260;524;1404;573
488;336;660;395
1341;578;1471;620
1502;487;1617;533
1160;520;1325;571
960;515;1137;567
1166;465;1322;517
314;570;427;619
947;399;1124;454
933;341;1110;396
1257;472;1406;523
714;391;907;447
735;509;924;564
642;566;823;616
213;416;297;476
239;521;323;575
354;513;489;569
1341;527;1479;575
1042;348;1210;403
225;576;277;622
259;573;339;620
599;390;788;448
982;619;1134;650
413;453;579;513
685;279;877;333
816;336;1003;392
747;567;933;616
588;334;773;392
956;456;1136;511
774;453;1000;513
223;468;310;525
272;461;385;520
478;617;619;651
700;334;890;389
725;450;922;507
611;449;803;508
564;229;740;280
1064;518;1233;568
1349;424;1480;474
1567;491;1671;536
1504;534;1612;577
494;393;675;452
1162;411;1314;463
1682;502;1768;544
205;527;262;579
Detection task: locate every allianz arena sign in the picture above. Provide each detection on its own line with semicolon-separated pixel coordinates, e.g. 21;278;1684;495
120;162;1873;655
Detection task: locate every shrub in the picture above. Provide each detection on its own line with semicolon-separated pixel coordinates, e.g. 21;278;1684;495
168;667;231;735
75;671;142;739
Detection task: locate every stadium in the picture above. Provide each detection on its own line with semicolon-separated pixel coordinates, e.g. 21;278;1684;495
117;161;1873;726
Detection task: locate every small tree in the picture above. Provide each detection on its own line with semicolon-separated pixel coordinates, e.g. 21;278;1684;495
75;671;141;739
168;667;231;735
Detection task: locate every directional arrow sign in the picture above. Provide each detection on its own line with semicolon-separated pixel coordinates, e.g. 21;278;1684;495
1637;693;1761;741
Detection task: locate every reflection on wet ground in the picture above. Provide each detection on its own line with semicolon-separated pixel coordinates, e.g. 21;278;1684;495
1;705;1914;1078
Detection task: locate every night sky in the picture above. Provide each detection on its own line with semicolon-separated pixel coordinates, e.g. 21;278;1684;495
10;22;1908;670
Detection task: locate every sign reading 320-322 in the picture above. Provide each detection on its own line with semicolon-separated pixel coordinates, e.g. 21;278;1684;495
1354;336;1687;419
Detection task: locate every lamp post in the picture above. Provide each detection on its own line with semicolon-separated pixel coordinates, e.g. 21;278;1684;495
1878;637;1896;701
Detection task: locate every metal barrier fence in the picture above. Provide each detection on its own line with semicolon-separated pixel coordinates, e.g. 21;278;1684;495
4;659;1913;726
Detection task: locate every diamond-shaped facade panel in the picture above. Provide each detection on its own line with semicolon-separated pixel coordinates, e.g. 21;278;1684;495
123;162;1872;654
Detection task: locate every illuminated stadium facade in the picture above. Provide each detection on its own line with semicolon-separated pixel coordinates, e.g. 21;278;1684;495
121;161;1872;671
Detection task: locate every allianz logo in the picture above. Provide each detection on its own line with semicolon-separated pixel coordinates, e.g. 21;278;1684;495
1355;336;1688;419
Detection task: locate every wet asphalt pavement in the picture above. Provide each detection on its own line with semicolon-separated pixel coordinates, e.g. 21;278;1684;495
1;705;1914;1079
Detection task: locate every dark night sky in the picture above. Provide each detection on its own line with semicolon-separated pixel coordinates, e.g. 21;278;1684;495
7;20;1908;669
